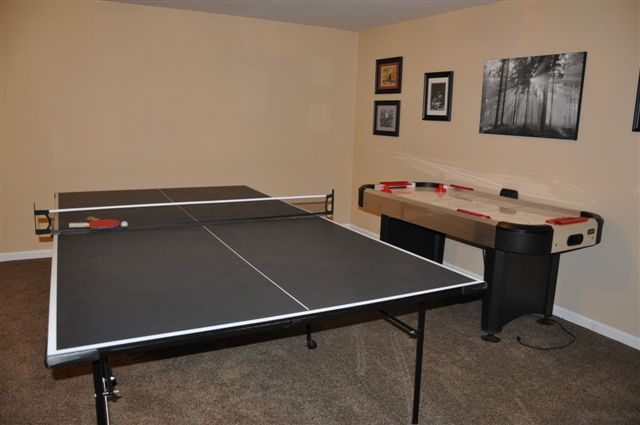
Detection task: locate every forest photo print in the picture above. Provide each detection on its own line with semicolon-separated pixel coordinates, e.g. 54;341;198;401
480;52;587;140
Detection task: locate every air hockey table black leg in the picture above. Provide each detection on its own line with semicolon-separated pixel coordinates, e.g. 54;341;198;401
412;302;427;424
481;333;501;343
538;253;561;327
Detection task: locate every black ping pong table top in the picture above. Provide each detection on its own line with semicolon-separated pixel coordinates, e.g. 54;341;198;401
47;185;483;367
45;185;486;425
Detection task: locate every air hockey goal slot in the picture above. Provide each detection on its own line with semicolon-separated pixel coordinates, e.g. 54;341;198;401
567;234;584;246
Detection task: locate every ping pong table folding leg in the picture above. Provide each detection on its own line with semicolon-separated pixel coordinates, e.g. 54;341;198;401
306;323;318;349
92;358;114;425
412;302;427;424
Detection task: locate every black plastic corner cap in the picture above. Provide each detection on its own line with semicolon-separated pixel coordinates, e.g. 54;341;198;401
494;222;554;254
358;184;375;208
46;348;100;368
580;211;604;244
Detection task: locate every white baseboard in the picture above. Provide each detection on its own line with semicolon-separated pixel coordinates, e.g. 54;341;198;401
344;223;378;238
0;249;52;262
345;223;639;351
552;306;640;350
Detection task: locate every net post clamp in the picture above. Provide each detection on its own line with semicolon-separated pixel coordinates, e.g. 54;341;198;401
33;204;52;235
324;189;335;216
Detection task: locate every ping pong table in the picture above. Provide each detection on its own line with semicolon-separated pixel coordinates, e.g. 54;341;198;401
40;185;485;424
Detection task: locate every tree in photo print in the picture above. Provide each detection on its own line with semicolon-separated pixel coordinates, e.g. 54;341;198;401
479;52;586;140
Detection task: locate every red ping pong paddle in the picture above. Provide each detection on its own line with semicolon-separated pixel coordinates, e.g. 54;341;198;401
89;219;121;229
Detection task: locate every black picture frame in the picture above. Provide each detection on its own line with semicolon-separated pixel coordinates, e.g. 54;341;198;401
633;71;640;132
375;57;403;94
423;71;453;121
373;100;401;137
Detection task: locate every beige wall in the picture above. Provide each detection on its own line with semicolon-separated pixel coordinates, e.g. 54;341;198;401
352;1;640;339
0;0;358;252
2;1;639;341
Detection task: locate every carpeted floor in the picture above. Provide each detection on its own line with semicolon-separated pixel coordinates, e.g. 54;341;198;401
1;258;639;425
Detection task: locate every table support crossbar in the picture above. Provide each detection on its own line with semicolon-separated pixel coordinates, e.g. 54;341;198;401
380;310;417;337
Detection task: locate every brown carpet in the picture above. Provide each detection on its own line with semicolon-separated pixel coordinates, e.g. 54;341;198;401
1;258;639;425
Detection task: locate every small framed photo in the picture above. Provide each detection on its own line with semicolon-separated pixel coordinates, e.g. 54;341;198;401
633;71;640;132
423;71;453;121
375;57;403;94
373;100;401;137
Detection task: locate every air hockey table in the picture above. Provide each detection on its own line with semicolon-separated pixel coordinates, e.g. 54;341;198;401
358;181;604;341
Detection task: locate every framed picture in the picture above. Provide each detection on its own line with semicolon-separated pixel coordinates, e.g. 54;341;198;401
375;57;403;94
479;51;587;140
373;100;400;137
423;71;453;121
633;71;640;132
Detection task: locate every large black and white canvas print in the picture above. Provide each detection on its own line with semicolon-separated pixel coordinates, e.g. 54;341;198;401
479;52;587;140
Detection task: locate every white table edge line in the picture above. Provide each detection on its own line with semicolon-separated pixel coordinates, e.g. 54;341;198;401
46;235;59;358
48;279;483;356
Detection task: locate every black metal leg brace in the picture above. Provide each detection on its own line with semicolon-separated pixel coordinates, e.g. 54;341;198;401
380;310;418;337
92;358;111;425
412;302;427;424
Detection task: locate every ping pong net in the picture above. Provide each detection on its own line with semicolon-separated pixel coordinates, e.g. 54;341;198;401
34;187;334;236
